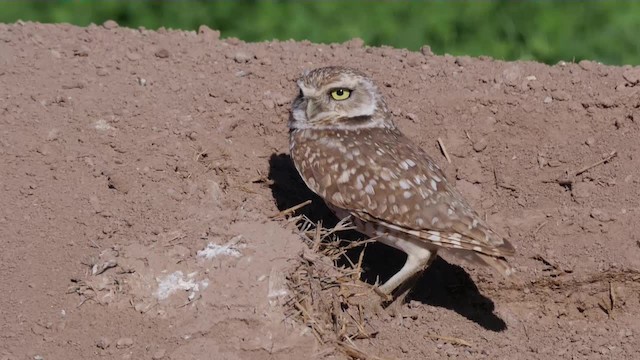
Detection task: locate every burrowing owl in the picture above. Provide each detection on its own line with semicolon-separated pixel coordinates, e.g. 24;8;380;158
288;66;515;298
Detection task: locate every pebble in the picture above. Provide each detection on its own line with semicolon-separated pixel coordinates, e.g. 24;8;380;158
543;96;553;104
154;49;170;58
126;52;141;61
61;81;85;90
585;137;595;146
344;37;364;49
420;45;433;56
47;129;61;141
405;56;421;67
502;65;522;86
590;208;614;223
231;51;252;63
103;20;119;29
454;56;472;67
96;68;109;77
198;25;221;40
551;90;571;101
116;337;134;349
472;138;488;152
73;45;90;57
578;60;596;71
96;337;111;349
152;349;166;359
107;174;131;194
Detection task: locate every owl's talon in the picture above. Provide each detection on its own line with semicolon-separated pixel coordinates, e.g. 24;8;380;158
373;286;392;302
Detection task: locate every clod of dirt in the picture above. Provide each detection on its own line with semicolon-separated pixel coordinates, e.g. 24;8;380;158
152;349;166;360
572;181;596;202
102;20;118;29
116;337;134;349
154;48;170;58
231;51;253;63
96;337;111;350
552;90;572;101
420;45;434;56
622;67;640;85
590;208;615;223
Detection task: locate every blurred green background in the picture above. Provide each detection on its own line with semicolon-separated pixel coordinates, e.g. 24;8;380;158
2;1;639;65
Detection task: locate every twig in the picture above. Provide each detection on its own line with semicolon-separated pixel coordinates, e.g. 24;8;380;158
437;137;452;164
464;130;472;141
545;150;618;185
575;150;617;176
531;254;559;270
270;200;312;219
339;341;389;360
533;221;548;238
425;333;473;347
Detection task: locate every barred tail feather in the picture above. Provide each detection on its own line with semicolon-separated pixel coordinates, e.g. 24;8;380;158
445;249;515;277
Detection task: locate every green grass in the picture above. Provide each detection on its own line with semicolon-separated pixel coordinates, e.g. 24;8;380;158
2;1;639;65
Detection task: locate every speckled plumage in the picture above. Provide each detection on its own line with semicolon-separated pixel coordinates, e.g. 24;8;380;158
288;66;515;296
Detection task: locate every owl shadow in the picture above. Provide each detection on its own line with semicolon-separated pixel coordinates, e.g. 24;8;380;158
267;153;507;332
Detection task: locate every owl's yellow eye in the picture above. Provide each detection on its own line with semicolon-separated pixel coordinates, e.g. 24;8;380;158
330;88;351;101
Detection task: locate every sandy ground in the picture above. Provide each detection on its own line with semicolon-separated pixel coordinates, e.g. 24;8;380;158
1;21;639;360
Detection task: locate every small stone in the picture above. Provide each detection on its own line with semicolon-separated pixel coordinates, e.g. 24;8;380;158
454;56;471;67
590;208;614;223
234;52;252;63
152;349;166;360
73;45;90;57
543;96;553;104
406;113;417;122
585;137;595;146
50;49;61;59
126;52;141;61
103;20;119;29
154;49;170;58
62;82;85;90
47;129;61;141
502;65;522;86
406;56;420;67
198;25;221;39
551;90;571;101
472;138;488;152
96;337;111;349
116;337;134;349
420;45;434;56
107;174;131;194
578;60;596;71
344;37;364;49
96;68;109;77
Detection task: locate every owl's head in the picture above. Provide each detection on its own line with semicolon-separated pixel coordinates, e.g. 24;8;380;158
289;66;394;130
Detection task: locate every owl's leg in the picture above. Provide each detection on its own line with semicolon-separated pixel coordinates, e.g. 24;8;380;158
376;237;437;296
386;251;438;307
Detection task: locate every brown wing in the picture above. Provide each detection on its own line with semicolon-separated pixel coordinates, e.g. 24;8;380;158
290;127;515;259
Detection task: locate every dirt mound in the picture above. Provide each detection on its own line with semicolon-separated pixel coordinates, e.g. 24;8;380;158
1;21;639;359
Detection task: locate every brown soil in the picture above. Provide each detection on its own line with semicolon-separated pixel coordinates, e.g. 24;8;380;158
1;21;639;360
